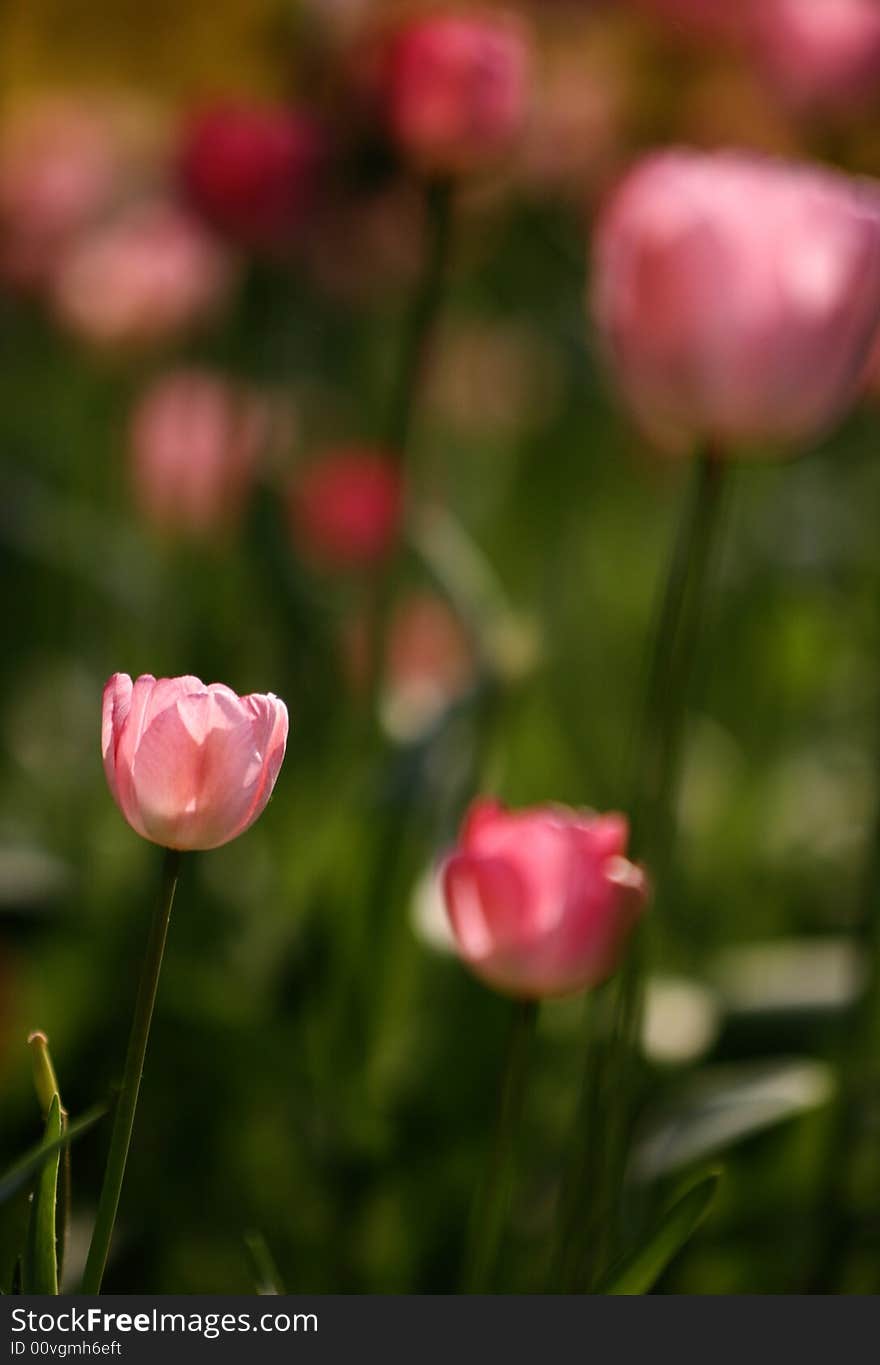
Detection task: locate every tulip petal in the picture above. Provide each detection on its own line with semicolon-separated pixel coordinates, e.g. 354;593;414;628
101;672;133;803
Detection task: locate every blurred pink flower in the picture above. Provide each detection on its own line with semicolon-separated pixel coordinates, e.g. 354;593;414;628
289;449;404;571
751;0;880;117
52;200;234;349
386;11;531;175
344;590;476;738
0;98;118;290
443;800;648;999
130;369;273;537
180;104;325;250
593;150;880;454
102;673;288;850
520;26;627;200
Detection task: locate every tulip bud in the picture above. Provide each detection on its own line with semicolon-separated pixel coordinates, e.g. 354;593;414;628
180;104;325;251
751;0;880;118
102;674;288;850
52;201;233;349
442;800;648;999
288;448;404;571
593;150;880;455
129;369;272;537
386;11;531;175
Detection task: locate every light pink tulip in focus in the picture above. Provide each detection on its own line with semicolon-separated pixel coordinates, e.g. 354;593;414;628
593;150;880;454
53;201;233;349
130;369;271;536
442;800;648;999
102;674;288;850
752;0;880;116
386;11;531;175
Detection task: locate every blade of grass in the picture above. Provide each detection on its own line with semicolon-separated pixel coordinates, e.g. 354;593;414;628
598;1169;721;1295
0;1106;106;1206
243;1231;285;1295
23;1096;62;1294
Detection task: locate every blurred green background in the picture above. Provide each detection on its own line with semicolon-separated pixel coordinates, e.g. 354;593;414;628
2;0;880;1294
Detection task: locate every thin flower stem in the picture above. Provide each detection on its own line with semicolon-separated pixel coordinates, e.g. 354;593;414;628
463;999;538;1293
552;450;728;1292
81;847;181;1294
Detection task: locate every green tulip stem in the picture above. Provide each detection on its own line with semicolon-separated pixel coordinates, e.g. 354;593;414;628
81;846;181;1294
553;449;728;1291
463;998;538;1293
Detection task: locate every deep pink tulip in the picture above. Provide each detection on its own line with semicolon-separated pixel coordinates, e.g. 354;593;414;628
387;11;530;175
180;104;324;250
752;0;880;116
593;150;880;454
130;369;271;536
102;674;288;850
289;449;404;571
442;800;648;999
52;201;233;349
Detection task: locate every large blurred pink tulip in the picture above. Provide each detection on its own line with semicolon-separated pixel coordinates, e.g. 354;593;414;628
386;11;531;175
289;448;404;571
593;150;880;454
52;201;233;349
180;104;325;250
752;0;880;117
102;674;288;850
443;800;648;999
130;369;272;536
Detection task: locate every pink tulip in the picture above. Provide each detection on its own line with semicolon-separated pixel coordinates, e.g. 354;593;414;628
751;0;880;116
102;674;288;850
289;448;404;570
386;11;531;175
0;97;119;290
52;200;234;349
593;150;880;454
130;369;272;536
180;104;325;250
442;800;648;999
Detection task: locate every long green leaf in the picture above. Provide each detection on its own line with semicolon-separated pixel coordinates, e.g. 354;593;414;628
23;1097;61;1294
599;1169;722;1295
0;1105;106;1206
243;1231;285;1295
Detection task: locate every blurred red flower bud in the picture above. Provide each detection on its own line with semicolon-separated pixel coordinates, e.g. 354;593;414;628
180;104;325;250
593;150;880;455
129;369;273;537
386;11;531;175
52;200;234;350
443;800;648;999
289;448;404;571
102;674;288;850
